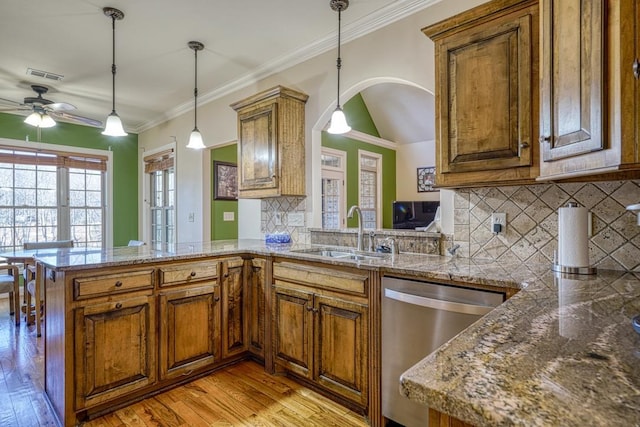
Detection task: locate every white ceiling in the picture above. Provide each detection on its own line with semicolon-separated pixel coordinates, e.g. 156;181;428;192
0;0;436;141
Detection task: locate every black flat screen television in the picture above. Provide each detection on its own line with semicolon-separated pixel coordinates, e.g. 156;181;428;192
392;201;440;229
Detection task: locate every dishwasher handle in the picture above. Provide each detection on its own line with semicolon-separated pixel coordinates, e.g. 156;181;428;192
384;288;496;316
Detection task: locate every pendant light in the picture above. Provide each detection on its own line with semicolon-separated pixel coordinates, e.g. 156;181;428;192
102;7;127;137
186;41;206;149
327;0;351;135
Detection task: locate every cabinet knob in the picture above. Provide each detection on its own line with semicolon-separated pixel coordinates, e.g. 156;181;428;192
312;308;319;313
190;271;196;277
224;273;229;278
214;296;220;302
634;59;640;79
306;305;313;312
520;142;529;149
540;136;552;144
115;303;122;309
114;281;123;287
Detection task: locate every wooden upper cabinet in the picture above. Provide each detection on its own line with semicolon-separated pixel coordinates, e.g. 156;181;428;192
538;0;640;180
423;0;539;188
540;0;604;162
231;86;309;198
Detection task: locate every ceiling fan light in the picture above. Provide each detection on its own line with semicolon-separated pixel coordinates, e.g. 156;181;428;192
102;111;128;136
24;112;43;127
186;128;205;149
39;113;57;128
328;107;351;134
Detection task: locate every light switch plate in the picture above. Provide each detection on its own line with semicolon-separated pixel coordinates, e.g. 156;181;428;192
288;212;305;226
223;212;235;221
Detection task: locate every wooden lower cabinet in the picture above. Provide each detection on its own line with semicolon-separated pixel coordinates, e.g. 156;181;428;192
274;286;314;377
248;258;267;358
429;408;475;427
272;261;370;409
158;283;221;380
314;294;368;406
74;294;157;410
221;257;247;359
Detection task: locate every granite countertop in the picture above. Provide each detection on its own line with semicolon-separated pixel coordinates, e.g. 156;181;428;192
31;240;640;425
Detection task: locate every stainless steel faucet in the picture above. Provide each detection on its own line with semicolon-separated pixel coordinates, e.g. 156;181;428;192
348;205;364;251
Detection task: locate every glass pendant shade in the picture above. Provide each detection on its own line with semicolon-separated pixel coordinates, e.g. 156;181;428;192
40;113;56;128
24;112;43;127
328;107;351;134
24;111;56;128
102;111;127;136
186;127;205;149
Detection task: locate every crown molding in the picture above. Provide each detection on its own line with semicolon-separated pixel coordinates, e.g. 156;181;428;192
343;129;397;150
134;0;442;133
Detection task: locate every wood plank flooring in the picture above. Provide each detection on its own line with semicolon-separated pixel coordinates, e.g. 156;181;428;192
0;297;368;427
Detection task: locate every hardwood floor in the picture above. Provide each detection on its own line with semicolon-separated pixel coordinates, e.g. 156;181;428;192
0;297;368;427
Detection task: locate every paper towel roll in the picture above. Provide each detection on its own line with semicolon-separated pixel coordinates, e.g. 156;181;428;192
557;204;590;267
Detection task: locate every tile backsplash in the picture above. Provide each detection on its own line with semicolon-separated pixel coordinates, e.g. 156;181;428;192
452;180;640;271
261;197;310;244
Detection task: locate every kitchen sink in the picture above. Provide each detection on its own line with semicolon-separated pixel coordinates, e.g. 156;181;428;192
292;248;389;261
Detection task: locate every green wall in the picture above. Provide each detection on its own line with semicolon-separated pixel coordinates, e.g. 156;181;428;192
0;112;138;246
211;144;238;240
322;94;396;229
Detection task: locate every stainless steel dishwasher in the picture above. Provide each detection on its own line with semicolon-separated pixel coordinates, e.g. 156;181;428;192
382;276;505;427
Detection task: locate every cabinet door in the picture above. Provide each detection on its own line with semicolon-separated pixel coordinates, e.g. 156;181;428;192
436;7;534;174
248;258;267;359
541;0;604;161
313;295;368;406
273;285;313;379
221;258;247;359
238;103;278;191
74;295;156;409
158;283;220;380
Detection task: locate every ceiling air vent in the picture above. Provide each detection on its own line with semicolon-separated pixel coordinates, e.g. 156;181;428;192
26;68;64;81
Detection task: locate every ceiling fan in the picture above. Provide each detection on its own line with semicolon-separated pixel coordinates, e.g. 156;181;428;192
0;84;102;128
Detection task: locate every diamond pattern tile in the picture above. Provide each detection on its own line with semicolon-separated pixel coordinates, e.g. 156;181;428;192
452;180;640;272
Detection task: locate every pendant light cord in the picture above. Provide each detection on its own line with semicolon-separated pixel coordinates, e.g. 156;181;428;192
193;48;198;129
336;7;342;108
110;15;117;113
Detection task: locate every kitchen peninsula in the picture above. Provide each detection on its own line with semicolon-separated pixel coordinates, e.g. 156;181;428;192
35;241;640;426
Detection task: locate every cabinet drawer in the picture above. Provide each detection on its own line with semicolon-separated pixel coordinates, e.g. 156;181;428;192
159;261;218;286
273;262;368;295
74;270;154;300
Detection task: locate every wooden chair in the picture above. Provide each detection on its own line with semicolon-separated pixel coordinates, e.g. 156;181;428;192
23;240;74;336
0;259;20;326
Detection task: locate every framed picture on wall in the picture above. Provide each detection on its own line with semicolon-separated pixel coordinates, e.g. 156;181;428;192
417;166;437;192
214;161;238;200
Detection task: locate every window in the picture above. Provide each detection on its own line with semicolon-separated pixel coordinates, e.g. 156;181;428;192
321;148;346;229
145;149;175;250
0;146;107;251
359;150;382;229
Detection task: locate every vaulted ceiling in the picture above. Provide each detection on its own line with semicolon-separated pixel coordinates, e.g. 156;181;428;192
1;0;438;141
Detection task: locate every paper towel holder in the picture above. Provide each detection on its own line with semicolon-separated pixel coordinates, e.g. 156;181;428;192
626;203;640;225
552;201;597;275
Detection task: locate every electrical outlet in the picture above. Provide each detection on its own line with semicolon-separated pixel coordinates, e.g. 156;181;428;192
491;213;506;234
288;212;305;227
274;212;282;226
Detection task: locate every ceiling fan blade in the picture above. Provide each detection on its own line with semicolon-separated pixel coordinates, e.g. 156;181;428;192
52;111;103;128
0;107;30;112
46;102;76;112
0;97;24;107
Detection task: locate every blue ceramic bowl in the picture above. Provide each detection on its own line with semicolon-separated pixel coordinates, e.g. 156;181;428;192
633;315;640;335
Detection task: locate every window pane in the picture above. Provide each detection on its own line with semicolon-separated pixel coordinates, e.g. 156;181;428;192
15;167;36;187
37;189;57;206
15;189;36;206
69;171;85;190
321;154;341;168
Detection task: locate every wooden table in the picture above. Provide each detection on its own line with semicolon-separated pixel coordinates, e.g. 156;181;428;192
0;249;58;335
